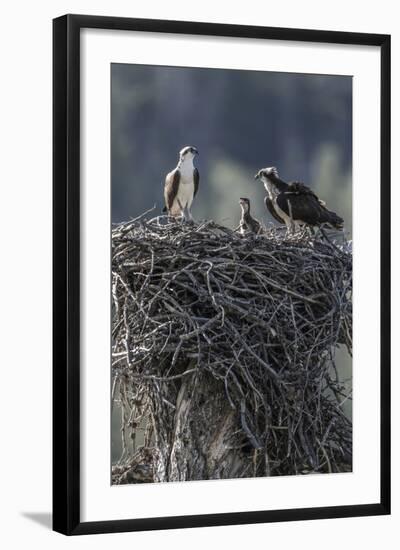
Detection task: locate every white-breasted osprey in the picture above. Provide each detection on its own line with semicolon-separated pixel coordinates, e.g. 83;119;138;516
163;146;199;221
254;167;344;232
238;198;262;235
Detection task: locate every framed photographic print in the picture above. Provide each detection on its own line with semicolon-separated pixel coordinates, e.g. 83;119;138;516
53;14;390;535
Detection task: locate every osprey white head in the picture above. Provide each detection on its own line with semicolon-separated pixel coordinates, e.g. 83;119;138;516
179;145;199;162
254;166;279;183
239;197;250;214
254;167;281;199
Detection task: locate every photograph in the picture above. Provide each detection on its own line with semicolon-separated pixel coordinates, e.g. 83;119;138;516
110;63;353;485
0;1;393;543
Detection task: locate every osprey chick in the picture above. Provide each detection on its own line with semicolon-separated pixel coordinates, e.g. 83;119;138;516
163;146;199;221
254;167;343;232
238;197;262;235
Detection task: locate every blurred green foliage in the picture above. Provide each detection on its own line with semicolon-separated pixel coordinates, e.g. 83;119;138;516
111;63;352;234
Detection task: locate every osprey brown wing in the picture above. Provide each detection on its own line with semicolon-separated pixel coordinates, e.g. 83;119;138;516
193;167;200;198
288;181;326;206
264;196;285;224
164;169;181;211
277;186;344;229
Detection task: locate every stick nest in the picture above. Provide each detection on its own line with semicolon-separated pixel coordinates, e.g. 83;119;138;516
112;214;352;478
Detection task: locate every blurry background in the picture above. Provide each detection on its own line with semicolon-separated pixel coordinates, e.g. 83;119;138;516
111;64;352;463
111;63;352;233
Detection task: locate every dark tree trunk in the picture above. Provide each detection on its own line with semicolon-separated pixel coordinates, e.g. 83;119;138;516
113;368;255;484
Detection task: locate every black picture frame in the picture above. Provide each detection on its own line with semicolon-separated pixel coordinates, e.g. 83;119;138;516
53;14;391;535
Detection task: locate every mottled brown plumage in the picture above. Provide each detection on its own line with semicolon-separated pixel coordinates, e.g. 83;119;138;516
239;198;262;235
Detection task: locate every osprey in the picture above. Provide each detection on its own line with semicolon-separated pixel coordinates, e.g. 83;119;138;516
238;198;262;235
163;146;199;221
254;167;344;232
